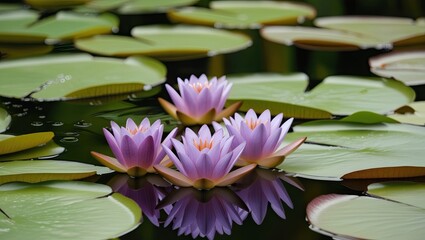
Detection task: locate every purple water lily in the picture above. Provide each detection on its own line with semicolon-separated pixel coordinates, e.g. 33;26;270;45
216;109;306;168
158;74;242;125
91;118;177;177
154;125;256;190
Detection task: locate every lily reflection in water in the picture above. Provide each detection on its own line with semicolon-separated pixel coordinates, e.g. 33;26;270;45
157;187;248;240
107;174;173;226
233;168;304;225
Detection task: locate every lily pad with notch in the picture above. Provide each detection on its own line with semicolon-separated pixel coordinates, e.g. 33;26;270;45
278;112;425;180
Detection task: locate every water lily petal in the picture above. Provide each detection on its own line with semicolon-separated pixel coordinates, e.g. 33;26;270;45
158;97;178;120
90;151;127;173
103;128;126;166
137;136;155;169
215;101;242;122
262;130;282;156
273;137;307;158
244;123;267;161
155;128;178;164
278;118;294;144
216;164;257;187
154;165;193;187
166;84;187;113
270;113;283;130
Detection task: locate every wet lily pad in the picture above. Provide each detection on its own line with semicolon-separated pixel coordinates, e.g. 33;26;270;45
75;25;252;60
0;10;118;44
0;108;11;133
227;73;414;118
370;51;425;86
0;181;141;239
168;1;316;29
25;0;91;9
0;132;54;155
0;141;65;161
0;43;53;59
388;101;425;125
261;16;425;50
307;182;425;239
0;160;112;184
0;53;166;100
118;0;198;14
278;115;425;180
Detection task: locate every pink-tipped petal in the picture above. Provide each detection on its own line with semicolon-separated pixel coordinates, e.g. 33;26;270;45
273;137;307;158
217;164;257;187
158;97;178;120
90;151;127;173
215;101;242;121
154;165;193;187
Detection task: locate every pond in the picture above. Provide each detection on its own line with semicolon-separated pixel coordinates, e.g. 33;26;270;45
1;0;425;239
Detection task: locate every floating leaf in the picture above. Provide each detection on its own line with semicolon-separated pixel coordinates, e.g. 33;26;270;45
25;0;91;9
0;10;118;44
0;43;53;59
388;101;425;125
227;73;414;118
0;132;54;155
168;1;316;29
370;50;425;86
261;16;425;50
118;0;198;14
75;25;252;60
307;182;425;240
0;3;23;11
0;141;65;161
0;53;166;100
0;181;141;239
0;160;112;184
0;108;11;133
278;116;425;180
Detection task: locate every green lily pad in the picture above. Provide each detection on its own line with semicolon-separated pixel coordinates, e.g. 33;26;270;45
0;3;23;11
227;73;414;118
118;0;198;14
0;181;141;239
0;53;166;100
388;101;425;125
0;160;112;184
278;115;425;180
0;132;54;155
75;25;252;60
0;108;11;133
261;16;425;50
0;10;118;44
25;0;91;9
0;43;53;59
168;1;316;29
370;50;425;86
307;182;425;240
0;141;65;161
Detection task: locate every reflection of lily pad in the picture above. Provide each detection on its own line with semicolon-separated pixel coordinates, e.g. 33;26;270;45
0;181;141;239
0;160;112;184
168;1;316;29
0;10;118;44
278;115;425;180
0;108;11;133
307;182;425;239
370;51;425;86
388;101;425;125
261;16;425;50
0;132;54;155
75;25;252;60
227;73;414;118
0;53;166;100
